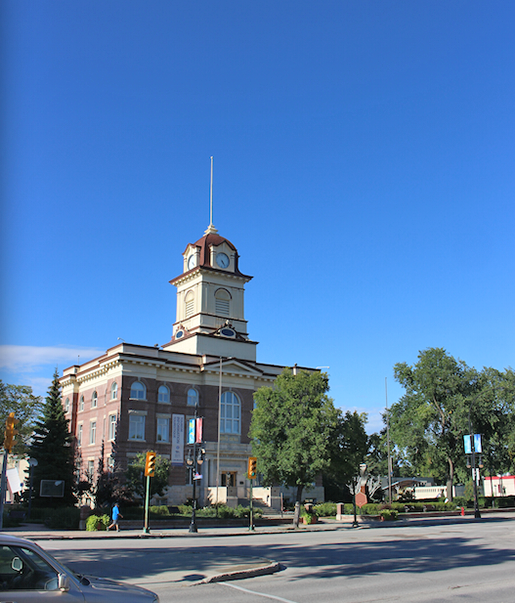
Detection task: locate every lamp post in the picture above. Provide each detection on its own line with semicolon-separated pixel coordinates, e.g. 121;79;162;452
186;401;204;533
27;458;38;520
467;395;482;519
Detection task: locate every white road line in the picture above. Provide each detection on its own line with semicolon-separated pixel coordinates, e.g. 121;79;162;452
221;582;300;603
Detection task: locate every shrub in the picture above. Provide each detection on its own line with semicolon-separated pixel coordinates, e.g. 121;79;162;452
453;496;467;508
380;509;398;521
86;514;110;531
44;507;81;530
314;502;337;517
149;505;170;516
178;504;192;515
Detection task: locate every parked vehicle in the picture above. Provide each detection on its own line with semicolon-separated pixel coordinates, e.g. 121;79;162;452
0;534;159;602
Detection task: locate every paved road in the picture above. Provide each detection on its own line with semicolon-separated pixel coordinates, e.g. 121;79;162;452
38;516;515;603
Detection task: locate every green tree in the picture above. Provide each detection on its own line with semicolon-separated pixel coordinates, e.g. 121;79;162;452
0;380;43;456
250;368;339;526
125;453;171;500
391;348;479;500
28;369;76;507
324;410;370;502
471;367;515;482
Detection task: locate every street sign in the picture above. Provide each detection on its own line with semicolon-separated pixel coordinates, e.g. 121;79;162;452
356;491;368;508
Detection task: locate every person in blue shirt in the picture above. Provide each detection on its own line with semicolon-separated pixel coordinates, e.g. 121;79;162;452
108;502;123;531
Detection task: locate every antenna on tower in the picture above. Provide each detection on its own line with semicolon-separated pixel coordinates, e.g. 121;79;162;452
205;156;218;234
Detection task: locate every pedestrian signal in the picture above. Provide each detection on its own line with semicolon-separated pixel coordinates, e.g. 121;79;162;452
144;451;156;477
4;413;18;453
248;456;257;479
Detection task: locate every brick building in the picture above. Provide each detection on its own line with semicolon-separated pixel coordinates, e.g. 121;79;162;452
60;222;322;506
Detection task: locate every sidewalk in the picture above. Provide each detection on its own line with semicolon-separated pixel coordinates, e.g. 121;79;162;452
2;512;514;585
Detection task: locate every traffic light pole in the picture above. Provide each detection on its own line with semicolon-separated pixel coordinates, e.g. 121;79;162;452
143;474;151;534
0;450;8;530
249;478;254;531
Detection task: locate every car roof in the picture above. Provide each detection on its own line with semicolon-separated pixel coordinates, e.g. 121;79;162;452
0;534;39;547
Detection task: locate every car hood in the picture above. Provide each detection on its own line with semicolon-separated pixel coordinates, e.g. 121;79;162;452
81;575;158;602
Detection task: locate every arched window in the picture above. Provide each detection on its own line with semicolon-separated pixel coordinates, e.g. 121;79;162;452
130;381;146;400
187;388;199;407
215;288;231;316
111;382;118;400
220;391;240;434
91;391;98;408
64;398;70;413
185;290;195;318
158;385;170;403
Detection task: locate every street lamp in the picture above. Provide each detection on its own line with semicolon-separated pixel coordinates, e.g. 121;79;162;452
28;458;38;519
186;401;205;533
467;395;482;519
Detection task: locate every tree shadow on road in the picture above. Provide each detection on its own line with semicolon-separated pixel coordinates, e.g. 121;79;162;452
50;522;515;584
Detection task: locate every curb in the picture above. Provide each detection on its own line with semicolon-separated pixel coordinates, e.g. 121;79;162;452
199;561;282;584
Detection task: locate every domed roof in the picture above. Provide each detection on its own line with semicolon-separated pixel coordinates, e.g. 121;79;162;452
181;227;250;278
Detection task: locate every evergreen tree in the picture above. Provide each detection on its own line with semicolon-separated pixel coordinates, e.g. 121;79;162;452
28;369;76;507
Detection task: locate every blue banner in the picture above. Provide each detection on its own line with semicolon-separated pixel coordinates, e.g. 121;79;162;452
187;419;195;445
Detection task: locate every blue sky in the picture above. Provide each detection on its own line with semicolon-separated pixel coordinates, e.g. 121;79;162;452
1;1;514;433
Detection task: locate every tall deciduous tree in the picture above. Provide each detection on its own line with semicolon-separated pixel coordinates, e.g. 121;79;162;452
392;348;479;499
250;368;339;526
324;411;370;502
0;380;43;456
28;369;76;507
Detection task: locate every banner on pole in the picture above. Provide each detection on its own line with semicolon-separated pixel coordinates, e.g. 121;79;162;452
172;415;185;466
464;434;482;454
196;417;203;443
187;419;195;445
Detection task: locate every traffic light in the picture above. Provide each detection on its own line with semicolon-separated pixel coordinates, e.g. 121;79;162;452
248;456;257;479
144;451;156;477
4;413;18;453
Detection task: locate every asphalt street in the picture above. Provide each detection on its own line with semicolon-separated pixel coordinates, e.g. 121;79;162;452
15;513;515;603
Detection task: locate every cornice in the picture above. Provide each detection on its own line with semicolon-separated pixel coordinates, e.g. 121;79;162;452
170;268;251;287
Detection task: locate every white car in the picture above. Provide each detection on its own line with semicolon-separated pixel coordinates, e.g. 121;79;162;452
0;534;159;602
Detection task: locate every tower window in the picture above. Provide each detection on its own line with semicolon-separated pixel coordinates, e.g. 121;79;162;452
185;290;195;318
220;391;240;434
215;288;231;316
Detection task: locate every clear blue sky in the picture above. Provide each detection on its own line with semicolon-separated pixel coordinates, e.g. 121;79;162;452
1;1;514;433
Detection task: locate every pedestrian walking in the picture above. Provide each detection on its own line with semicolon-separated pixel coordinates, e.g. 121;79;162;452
107;502;123;531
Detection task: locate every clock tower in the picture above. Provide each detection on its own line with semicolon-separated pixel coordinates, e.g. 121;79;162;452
163;223;258;361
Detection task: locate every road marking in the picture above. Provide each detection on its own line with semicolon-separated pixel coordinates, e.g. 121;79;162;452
221;582;299;603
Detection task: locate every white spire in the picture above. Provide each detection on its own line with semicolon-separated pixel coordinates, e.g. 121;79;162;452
205;156;218;234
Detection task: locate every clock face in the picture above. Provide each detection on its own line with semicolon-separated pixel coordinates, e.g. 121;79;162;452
216;252;230;268
187;255;197;270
